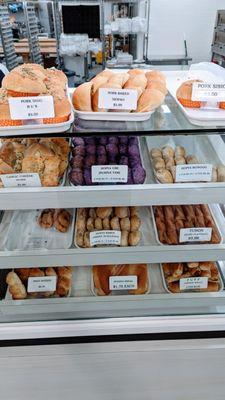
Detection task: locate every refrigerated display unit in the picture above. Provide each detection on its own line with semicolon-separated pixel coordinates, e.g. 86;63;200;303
1;62;225;399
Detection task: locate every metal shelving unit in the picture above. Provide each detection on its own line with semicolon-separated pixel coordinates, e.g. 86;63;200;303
212;9;225;66
23;1;43;65
0;3;18;70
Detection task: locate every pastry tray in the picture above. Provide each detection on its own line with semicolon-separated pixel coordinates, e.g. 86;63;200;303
69;136;146;186
146;135;225;184
2;209;75;251
74;206;153;249
73;107;154;122
91;264;151;296
151;204;223;246
160;263;224;293
166;69;225;126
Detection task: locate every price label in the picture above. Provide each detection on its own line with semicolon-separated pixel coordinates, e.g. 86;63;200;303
180;277;208;291
175;164;213;182
179;227;212;243
98;88;138;110
91;165;128;183
192;82;225;102
90;230;121;246
25;237;48;249
109;275;137;290
0;173;41;188
9;96;55;120
27;276;57;293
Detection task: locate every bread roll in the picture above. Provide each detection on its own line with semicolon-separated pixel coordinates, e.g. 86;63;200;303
186;155;199;164
110;216;120;230
129;231;141;246
137;89;165;112
56;266;72;297
130;207;139;217
84;231;91;247
103;217;110;230
87;217;95;231
108;73;129;87
121;230;129;246
95;217;103;230
211;167;218;182
96;207;112;219
98;70;114;79
164;157;175;169
175;146;186;158
176;79;202;108
153;157;165;170
115;207;129;218
128;69;145;76
155;169;173;183
76;230;84;247
6;272;27;300
150;148;162;159
92;82;121;112
124;75;147;90
162;145;174;158
91;75;109;94
175;156;186;165
72;82;93;111
130;215;141;232
2;69;47;96
217;165;225;182
145;70;166;84
120;217;131;231
146;80;167;95
0;89;22;126
89;208;97;218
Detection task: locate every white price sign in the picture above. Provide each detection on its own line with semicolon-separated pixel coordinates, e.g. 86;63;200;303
9;96;55;120
91;165;128;183
179;227;212;243
0;173;41;188
90;230;121;246
28;276;57;293
175;164;213;182
192;82;225;102
98;88;138;110
109;275;137;290
180;277;208;291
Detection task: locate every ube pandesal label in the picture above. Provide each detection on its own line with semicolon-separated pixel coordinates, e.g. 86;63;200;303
98;88;138;110
109;275;137;290
175;164;213;182
28;276;57;293
91;165;128;183
192;82;225;102
179;227;212;243
9;96;55;120
90;230;121;246
0;173;41;187
180;277;208;291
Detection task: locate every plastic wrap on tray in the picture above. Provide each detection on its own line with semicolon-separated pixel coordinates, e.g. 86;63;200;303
74;206;142;248
152;204;222;245
161;262;223;293
69;136;146;186
92;264;150;296
6;267;73;299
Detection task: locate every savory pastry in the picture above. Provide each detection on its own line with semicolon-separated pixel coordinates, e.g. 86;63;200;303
175;146;186;158
6;271;27;300
129;231;141;246
217;165;225;182
92;82;121;112
175;156;186;165
145;70;166;84
96;207;112;219
146;80;167;95
16;268;31;282
0;89;22;126
121;230;129;246
150;148;162;159
120;217;131;231
110;216;120;230
128;69;146;76
72;82;93;111
130;215;141;232
161;145;174;158
38;209;54;229
164;157;175;169
152;157;165;170
2;65;47;97
155;169;174;183
91;75;109;94
124;74;147;90
114;207;129;219
137;89;165;112
185;155;199;164
56;266;73;297
95;217;103;230
53;209;71;233
108;73;129;87
43;92;71;125
176;79;202;108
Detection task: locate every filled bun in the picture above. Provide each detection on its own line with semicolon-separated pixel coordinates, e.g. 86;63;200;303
72;82;93;111
2;69;47;97
137;89;165;112
176;79;202;108
146;70;166;84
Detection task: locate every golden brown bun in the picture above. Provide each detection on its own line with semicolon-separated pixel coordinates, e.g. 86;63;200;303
91;75;109;94
54;97;71;118
45;68;68;86
6;271;27;300
92;83;121;112
124;75;147;90
128;69;146;76
108;73;129;87
146;80;167;95
72;82;92;111
176;79;202;108
137;89;165;112
146;70;166;84
98;70;114;79
2;70;47;94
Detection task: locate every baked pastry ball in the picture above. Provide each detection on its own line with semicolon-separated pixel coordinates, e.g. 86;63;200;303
2;64;47;97
176;79;203;108
155;169;173;183
162;145;174;158
0;89;22;126
150;148;162;159
72;82;93;111
152;157;165;170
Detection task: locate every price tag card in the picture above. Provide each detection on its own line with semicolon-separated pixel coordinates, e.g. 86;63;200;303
90;230;121;246
180;277;208;291
175;164;213;182
28;276;57;293
179;227;212;243
98;88;138;110
91;165;128;183
109;275;137;291
192;82;225;102
0;173;41;188
9;96;55;120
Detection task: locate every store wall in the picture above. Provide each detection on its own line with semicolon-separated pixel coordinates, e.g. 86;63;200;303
148;0;225;63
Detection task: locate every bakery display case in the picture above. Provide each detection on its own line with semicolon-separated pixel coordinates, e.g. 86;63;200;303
1;61;225;342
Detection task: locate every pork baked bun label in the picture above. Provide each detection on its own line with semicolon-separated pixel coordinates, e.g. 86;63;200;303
98;88;138;110
9;96;55;120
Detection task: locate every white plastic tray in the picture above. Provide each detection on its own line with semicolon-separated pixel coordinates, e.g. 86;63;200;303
160;263;224;293
2;209;75;251
0;112;74;137
146;135;225;184
74;108;154;122
151;204;223;246
166;70;225;126
91;264;151;296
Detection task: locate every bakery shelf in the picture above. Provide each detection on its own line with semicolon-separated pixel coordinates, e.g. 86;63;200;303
1;135;225;209
1;263;225;323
